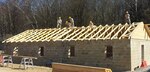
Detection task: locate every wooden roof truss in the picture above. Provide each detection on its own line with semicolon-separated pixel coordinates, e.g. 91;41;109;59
3;23;137;43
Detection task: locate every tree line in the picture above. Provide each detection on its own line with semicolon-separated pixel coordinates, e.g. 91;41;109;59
0;0;150;37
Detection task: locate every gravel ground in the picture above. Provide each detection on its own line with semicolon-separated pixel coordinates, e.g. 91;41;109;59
0;64;52;72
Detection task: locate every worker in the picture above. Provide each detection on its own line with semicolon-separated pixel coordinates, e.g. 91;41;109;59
125;11;131;24
65;21;71;27
57;17;62;28
88;21;96;27
68;16;74;27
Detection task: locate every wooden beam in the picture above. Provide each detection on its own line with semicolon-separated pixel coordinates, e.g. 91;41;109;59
68;28;87;40
119;25;133;39
144;24;150;37
88;25;108;40
63;28;81;40
30;30;49;41
39;30;56;41
104;24;121;39
111;24;129;39
48;29;65;38
81;25;102;40
51;29;69;39
53;29;73;40
13;30;32;42
76;28;93;40
96;24;114;39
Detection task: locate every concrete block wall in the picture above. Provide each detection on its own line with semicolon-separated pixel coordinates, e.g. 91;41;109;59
131;39;150;71
4;39;131;71
4;42;65;65
64;40;131;71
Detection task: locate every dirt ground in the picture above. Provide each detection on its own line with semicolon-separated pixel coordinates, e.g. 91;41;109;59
0;64;52;72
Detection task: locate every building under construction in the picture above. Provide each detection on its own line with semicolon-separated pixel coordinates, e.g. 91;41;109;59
3;22;150;71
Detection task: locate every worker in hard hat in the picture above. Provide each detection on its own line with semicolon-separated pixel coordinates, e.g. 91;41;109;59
57;17;62;28
125;11;131;24
68;16;74;27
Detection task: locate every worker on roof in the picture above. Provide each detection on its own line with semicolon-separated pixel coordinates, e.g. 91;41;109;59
57;17;62;28
65;21;71;28
68;16;74;27
125;11;131;24
88;21;96;27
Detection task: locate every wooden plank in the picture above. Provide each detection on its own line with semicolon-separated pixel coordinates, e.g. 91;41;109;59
52;63;112;72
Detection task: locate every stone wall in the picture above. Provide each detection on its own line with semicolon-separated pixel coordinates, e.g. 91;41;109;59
4;39;131;71
131;39;150;71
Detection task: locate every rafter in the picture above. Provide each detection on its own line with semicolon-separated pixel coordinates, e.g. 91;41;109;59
96;24;114;39
81;25;102;40
89;25;108;40
111;24;129;39
119;24;135;39
76;28;93;40
68;27;87;41
53;29;73;41
63;28;81;40
3;22;141;43
104;24;121;40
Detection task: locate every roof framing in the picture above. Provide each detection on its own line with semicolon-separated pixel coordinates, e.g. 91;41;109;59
3;23;140;43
